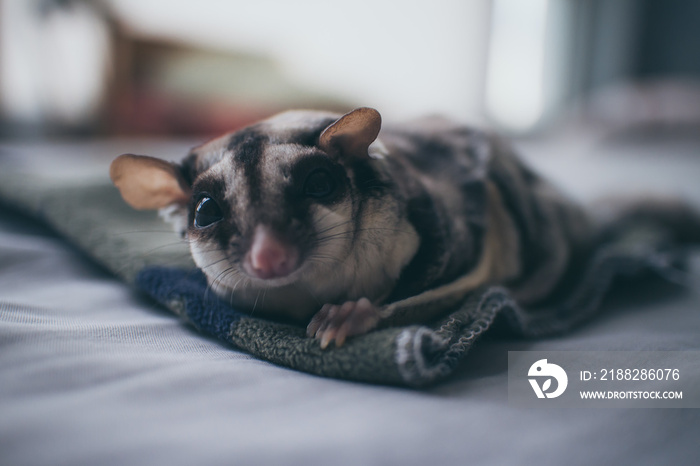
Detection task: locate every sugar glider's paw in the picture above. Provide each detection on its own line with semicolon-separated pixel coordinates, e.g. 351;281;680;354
306;298;380;349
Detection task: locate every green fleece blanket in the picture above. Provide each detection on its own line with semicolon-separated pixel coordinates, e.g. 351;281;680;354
0;150;686;387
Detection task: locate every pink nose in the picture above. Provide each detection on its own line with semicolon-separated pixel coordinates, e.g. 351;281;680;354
244;225;299;279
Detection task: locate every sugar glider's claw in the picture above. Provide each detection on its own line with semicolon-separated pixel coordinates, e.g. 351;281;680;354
306;298;379;349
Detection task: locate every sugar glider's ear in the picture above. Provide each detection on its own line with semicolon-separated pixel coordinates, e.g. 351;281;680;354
319;107;381;158
110;154;191;210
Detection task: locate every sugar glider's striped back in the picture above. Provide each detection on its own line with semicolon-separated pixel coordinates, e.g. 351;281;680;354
374;117;594;322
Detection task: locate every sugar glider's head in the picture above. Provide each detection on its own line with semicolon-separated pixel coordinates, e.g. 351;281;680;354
110;108;409;319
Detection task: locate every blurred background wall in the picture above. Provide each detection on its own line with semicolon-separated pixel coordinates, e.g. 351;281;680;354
1;0;700;139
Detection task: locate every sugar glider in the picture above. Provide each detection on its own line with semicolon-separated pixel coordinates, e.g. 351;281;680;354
110;107;671;348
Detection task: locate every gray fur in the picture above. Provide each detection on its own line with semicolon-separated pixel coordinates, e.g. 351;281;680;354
155;109;595;340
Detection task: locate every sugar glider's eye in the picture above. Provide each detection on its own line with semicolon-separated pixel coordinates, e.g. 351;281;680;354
194;197;223;228
304;169;336;199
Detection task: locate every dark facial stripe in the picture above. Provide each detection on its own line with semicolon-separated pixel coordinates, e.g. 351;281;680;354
286;117;338;147
179;151;199;187
349;159;389;198
227;127;269;204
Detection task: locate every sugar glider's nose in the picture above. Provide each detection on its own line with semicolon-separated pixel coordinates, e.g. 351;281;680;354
244;225;299;279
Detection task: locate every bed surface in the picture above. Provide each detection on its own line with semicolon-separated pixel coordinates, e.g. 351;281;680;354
1;134;699;465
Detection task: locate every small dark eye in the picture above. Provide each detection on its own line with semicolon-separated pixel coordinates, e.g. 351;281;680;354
304;169;335;198
194;197;223;228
